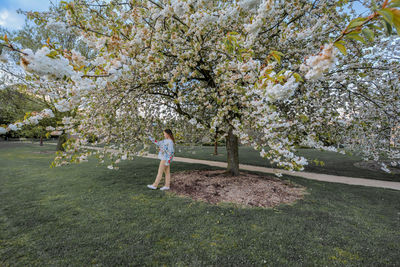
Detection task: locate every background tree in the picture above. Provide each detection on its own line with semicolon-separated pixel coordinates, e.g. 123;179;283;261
0;5;92;149
0;86;45;126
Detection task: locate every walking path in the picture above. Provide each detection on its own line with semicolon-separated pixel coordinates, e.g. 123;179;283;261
141;154;400;191
19;142;400;191
90;143;397;191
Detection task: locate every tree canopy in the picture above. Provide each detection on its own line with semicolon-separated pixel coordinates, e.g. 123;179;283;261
0;0;399;175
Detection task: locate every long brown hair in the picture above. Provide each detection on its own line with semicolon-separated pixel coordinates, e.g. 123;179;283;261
164;129;175;143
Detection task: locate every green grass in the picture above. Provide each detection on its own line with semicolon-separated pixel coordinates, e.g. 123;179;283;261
1;142;400;266
169;145;400;182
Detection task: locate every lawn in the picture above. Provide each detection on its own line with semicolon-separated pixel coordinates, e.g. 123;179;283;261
0;142;399;266
170;144;400;182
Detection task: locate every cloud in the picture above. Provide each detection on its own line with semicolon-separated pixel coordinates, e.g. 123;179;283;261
0;0;55;30
0;9;8;25
0;8;23;29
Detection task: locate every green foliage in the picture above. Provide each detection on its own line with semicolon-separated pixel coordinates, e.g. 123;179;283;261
46;50;59;59
0;87;59;138
347;17;367;30
389;0;400;8
335;4;400;54
0;87;44;124
270;50;284;65
299;114;309;123
378;9;395;25
378;7;400;35
334;40;347;55
361;27;375;41
345;32;366;44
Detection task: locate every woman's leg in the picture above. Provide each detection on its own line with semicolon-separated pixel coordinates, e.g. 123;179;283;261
164;165;171;187
152;160;166;187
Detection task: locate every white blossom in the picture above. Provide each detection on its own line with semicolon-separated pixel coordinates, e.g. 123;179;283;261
188;118;197;125
0;127;7;134
21;47;75;79
8;124;19;131
380;163;390;173
54;99;71;112
51;131;63;136
45;18;71;34
41;109;55;118
300;43;337;80
0;51;8;63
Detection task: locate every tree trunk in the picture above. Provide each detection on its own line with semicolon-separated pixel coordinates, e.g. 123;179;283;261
56;133;67;151
213;131;218;155
40;136;43;146
226;127;239;176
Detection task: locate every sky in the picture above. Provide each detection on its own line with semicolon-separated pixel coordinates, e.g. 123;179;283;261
0;0;370;31
0;0;56;31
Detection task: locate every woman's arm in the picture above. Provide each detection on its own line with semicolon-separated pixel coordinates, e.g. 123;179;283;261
148;136;173;158
148;135;163;147
149;135;162;152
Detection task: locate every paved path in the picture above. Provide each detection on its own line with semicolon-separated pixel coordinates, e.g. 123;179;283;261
159;155;400;191
135;152;400;191
19;142;400;191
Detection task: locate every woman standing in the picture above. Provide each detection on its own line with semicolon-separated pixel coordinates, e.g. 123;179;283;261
147;129;175;190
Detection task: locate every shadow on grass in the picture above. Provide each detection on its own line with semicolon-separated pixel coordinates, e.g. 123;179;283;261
0;143;399;266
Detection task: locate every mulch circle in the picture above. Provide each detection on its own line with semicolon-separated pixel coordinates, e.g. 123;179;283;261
168;170;307;208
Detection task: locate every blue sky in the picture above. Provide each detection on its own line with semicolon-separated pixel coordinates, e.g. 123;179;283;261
351;2;370;15
0;0;56;30
0;0;369;31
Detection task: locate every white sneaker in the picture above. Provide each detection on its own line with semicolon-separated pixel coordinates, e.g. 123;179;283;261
147;184;157;189
160;186;170;191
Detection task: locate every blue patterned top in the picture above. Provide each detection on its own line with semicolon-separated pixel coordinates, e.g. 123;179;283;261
148;135;175;166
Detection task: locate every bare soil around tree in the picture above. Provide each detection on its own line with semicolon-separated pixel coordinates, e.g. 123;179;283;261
169;169;307;208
